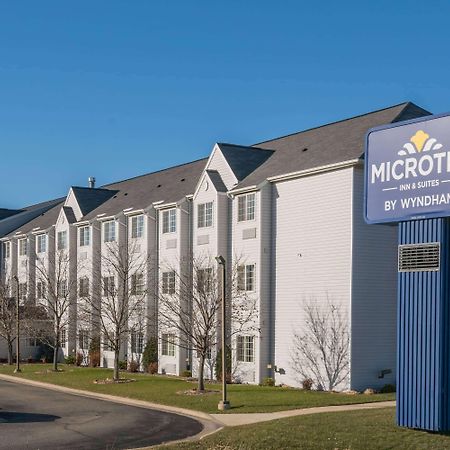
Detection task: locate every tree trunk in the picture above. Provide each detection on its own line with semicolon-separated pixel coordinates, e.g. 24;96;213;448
53;345;58;371
7;339;13;365
197;354;205;392
113;349;120;381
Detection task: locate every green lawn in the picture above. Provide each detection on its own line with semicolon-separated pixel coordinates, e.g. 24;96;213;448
0;364;395;414
163;408;450;450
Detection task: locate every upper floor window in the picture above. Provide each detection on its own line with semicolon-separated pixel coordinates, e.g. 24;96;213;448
162;209;177;234
103;221;116;243
131;331;144;354
238;264;256;292
18;282;27;301
57;231;67;250
57;279;68;298
162;271;176;294
19;239;28;256
79;277;90;297
102;276;115;297
79;226;90;247
236;335;254;362
130;215;144;239
238;193;256;222
3;242;10;259
36;235;47;254
197;268;213;294
131;272;145;296
161;333;176;356
36;281;46;299
197;202;213;228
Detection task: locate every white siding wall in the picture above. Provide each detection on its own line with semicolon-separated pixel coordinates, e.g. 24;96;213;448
273;168;353;389
350;167;397;390
207;147;238;190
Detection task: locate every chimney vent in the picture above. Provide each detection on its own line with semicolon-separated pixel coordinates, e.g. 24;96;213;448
88;177;96;188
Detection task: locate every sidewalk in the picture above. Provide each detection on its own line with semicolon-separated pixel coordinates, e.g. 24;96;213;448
0;373;395;430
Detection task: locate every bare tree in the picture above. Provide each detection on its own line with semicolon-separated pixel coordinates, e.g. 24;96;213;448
81;240;151;381
158;255;258;392
0;277;15;364
290;298;350;391
30;250;75;371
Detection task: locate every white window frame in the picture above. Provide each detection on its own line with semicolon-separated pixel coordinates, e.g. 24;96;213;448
162;271;176;294
130;215;144;239
19;238;28;256
238;193;256;222
3;242;10;259
161;333;176;356
131;272;144;296
237;335;255;363
36;281;46;299
79;277;90;297
238;264;256;292
36;234;47;254
162;209;177;234
102;276;116;297
131;331;144;354
197;202;213;228
79;226;91;247
57;231;67;250
103;220;116;243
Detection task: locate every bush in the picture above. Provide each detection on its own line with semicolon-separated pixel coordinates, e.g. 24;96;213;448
261;377;275;387
118;360;127;370
75;352;83;366
38;341;54;363
302;378;314;390
65;355;76;365
89;336;100;367
380;383;396;393
215;345;232;382
142;337;158;373
181;370;192;378
128;360;140;373
147;361;158;374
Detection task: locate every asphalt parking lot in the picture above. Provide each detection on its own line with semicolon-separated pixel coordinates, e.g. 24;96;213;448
0;379;203;449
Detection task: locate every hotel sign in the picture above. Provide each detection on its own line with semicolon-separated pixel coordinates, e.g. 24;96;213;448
365;113;450;224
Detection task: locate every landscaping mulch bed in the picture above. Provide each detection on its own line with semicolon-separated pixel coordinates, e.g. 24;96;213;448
93;378;136;384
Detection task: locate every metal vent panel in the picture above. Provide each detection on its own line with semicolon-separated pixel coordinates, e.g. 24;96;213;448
398;243;440;272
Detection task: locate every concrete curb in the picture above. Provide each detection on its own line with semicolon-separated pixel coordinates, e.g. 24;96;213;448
0;374;223;446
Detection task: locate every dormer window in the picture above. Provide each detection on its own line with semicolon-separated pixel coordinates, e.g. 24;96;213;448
162;209;176;234
37;234;47;254
238;193;256;222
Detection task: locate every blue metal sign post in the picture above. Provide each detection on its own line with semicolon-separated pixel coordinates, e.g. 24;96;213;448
365;113;450;431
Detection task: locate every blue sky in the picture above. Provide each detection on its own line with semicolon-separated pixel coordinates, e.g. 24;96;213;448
1;1;450;208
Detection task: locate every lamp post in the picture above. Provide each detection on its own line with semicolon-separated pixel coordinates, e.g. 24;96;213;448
13;275;21;373
215;255;230;410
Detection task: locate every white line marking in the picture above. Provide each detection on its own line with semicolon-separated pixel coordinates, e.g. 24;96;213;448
382;187;398;191
441;180;450;183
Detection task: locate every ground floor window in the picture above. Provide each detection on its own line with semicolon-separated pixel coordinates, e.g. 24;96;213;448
60;328;67;345
237;335;254;363
161;333;176;356
78;329;89;350
131;331;144;354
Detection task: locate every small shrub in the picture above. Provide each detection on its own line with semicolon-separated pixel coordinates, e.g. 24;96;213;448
65;355;76;365
89;337;101;367
75;352;83;366
302;378;314;390
262;377;275;387
142;337;158;372
128;360;140;373
181;370;192;378
148;361;158;374
380;383;396;393
118;360;127;370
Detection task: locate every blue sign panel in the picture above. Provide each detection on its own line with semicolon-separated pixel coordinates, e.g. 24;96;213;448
365;113;450;224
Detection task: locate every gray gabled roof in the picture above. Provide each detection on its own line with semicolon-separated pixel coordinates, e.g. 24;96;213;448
206;170;227;192
235;102;431;189
216;143;275;182
0;209;21;220
62;206;77;224
71;187;118;216
81;158;208;220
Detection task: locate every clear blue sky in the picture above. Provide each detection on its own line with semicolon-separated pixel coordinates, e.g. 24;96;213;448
1;1;449;208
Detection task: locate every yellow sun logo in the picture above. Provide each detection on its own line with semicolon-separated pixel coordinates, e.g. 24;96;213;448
398;130;443;156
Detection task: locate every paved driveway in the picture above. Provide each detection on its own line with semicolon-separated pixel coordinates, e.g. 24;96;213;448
0;379;203;449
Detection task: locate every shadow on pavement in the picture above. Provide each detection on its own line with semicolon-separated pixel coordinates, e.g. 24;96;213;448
0;411;60;423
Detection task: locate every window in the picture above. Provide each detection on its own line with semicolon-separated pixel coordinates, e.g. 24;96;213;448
197;202;213;228
58;279;68;298
28;338;39;347
57;231;67;250
3;242;10;259
103;221;116;242
79;329;89;350
238;264;256;291
131;215;144;238
238;193;256;221
103;276;115;296
36;234;47;254
18;283;27;301
131;331;144;354
162;209;177;233
197;268;213;294
79;277;89;297
161;333;176;356
36;281;46;299
19;239;28;256
60;328;67;345
162;271;176;294
237;335;254;362
79;226;90;247
131;272;144;295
